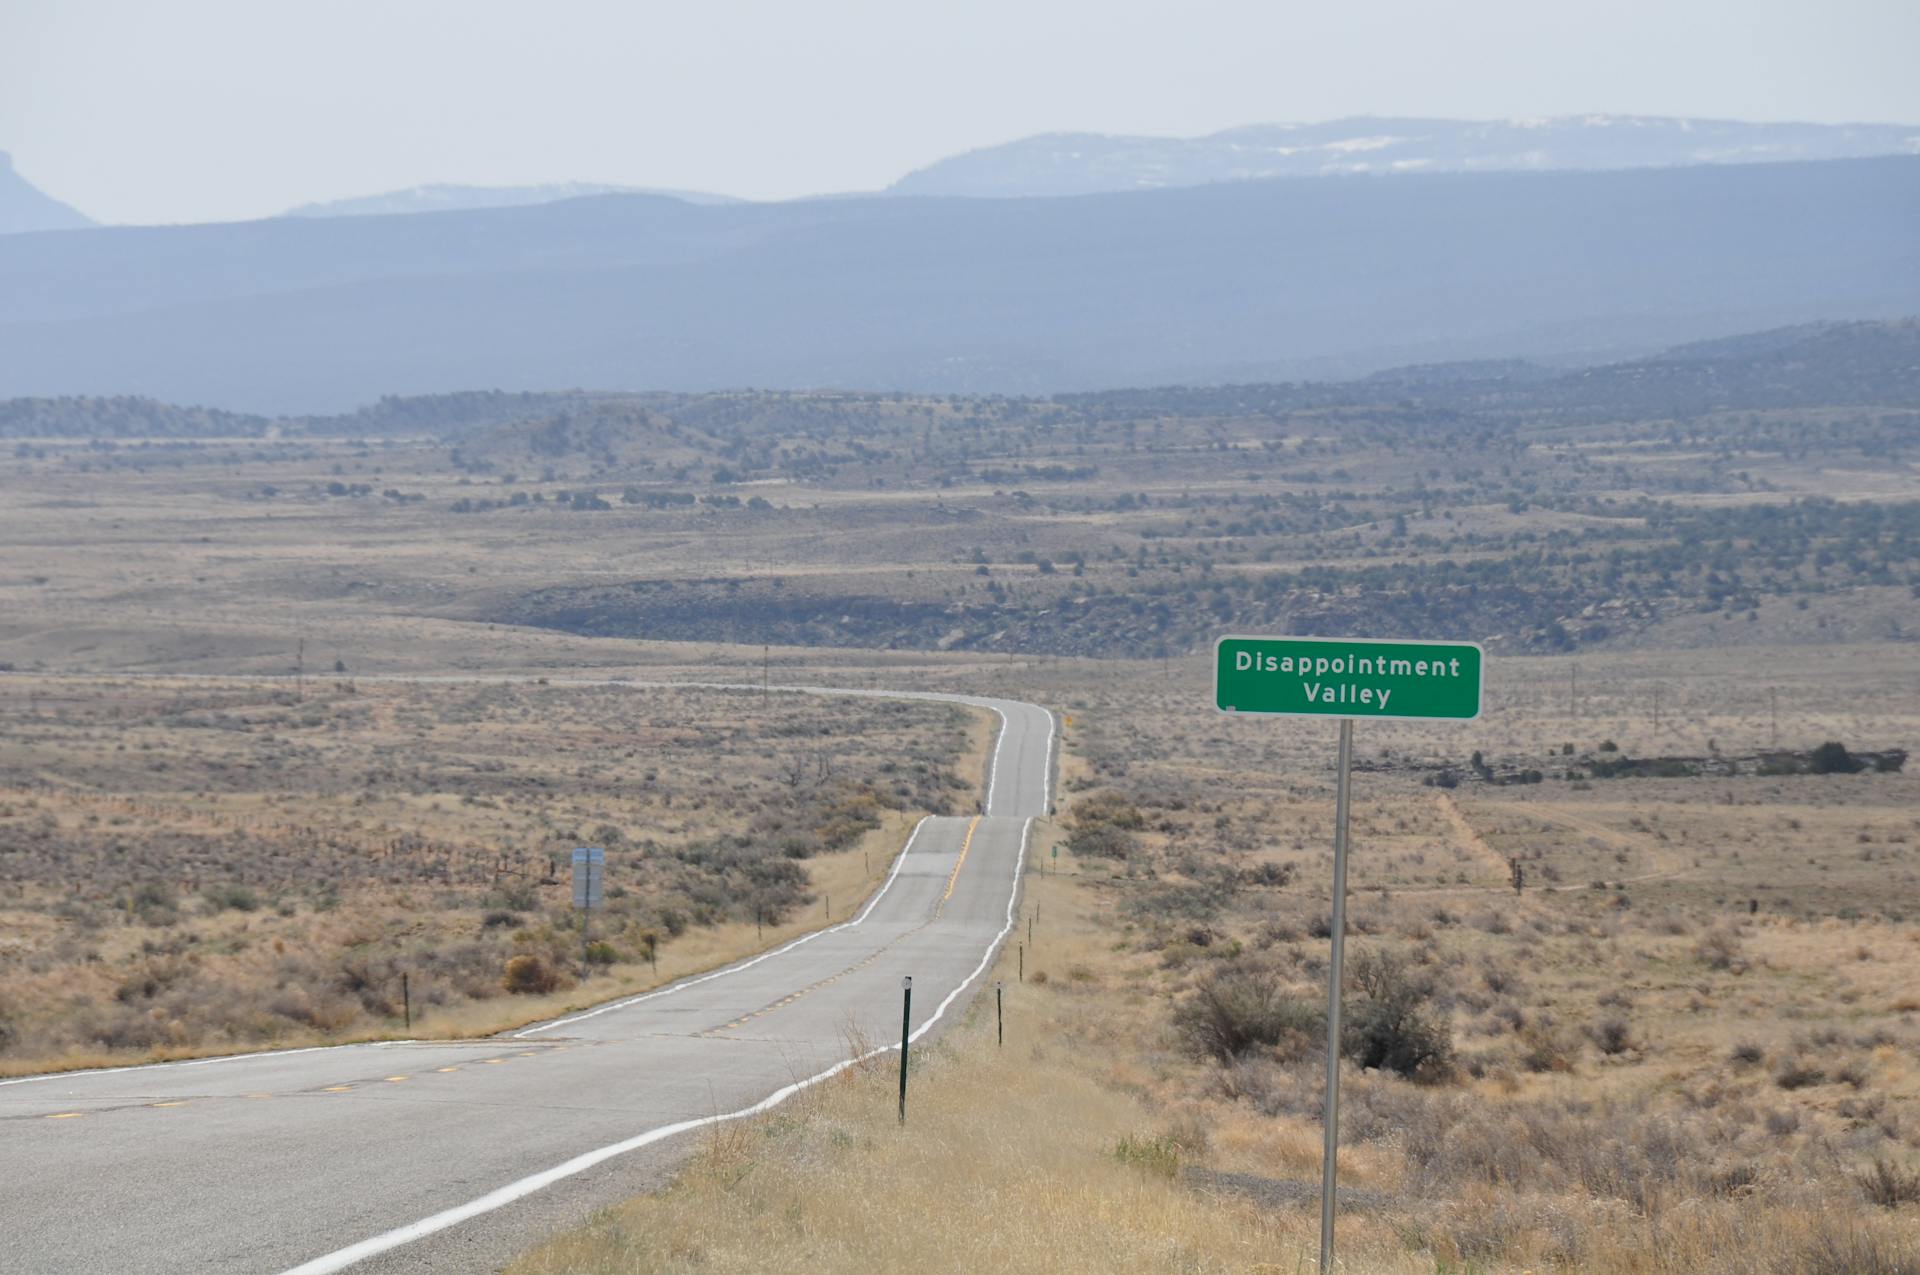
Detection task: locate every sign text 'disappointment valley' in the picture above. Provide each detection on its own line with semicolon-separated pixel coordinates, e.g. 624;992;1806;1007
1214;636;1483;720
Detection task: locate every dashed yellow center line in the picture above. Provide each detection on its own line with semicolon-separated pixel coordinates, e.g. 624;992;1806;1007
246;1093;273;1099
481;1058;505;1065
705;815;979;1038
322;1085;352;1093
932;815;982;919
149;1100;188;1108
46;1111;83;1119
435;1066;459;1073
385;1076;409;1083
701;934;900;1035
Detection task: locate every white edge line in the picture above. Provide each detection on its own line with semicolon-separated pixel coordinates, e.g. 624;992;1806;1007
983;704;1008;815
1042;706;1056;812
280;816;1035;1275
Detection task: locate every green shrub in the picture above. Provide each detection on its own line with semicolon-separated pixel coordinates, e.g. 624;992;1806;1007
1173;968;1323;1063
203;883;259;913
1112;1133;1181;1179
1344;951;1454;1082
1811;741;1863;774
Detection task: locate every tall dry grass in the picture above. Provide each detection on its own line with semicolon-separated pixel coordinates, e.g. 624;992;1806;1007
510;852;1920;1275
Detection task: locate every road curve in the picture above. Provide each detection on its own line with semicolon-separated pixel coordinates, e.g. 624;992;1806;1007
0;684;1054;1275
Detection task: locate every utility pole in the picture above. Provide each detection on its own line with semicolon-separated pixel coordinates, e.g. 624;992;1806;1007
1569;664;1577;721
1770;687;1778;747
763;645;770;701
295;637;306;702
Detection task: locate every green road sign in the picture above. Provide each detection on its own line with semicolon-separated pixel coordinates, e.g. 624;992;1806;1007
1215;635;1483;721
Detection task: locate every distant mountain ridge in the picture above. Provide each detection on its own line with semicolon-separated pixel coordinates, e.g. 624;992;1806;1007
285;182;740;218
0;152;93;235
890;115;1920;198
6;318;1913;439
0;156;1914;412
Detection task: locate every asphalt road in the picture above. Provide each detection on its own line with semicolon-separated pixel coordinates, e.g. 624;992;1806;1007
0;686;1054;1275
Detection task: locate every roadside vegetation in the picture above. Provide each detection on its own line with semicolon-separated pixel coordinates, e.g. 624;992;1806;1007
513;661;1920;1273
0;678;980;1075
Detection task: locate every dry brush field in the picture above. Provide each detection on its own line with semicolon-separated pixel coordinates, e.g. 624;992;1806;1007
516;648;1920;1274
0;676;982;1075
3;344;1918;1267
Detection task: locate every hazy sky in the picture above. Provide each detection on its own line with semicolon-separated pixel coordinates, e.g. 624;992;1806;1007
4;0;1917;225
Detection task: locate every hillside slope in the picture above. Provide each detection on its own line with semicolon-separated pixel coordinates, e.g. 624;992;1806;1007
0;153;93;235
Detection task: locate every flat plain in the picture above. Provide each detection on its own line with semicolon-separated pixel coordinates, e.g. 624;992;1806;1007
3;325;1918;1270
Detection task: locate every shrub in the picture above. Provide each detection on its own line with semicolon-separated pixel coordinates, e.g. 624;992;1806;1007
1775;1059;1827;1090
1344;950;1454;1082
1694;927;1746;972
1730;1040;1766;1066
1587;1016;1635;1056
1776;1219;1920;1274
1112;1133;1181;1179
503;954;562;995
1173;968;1323;1063
1065;791;1145;860
129;881;178;925
1858;1159;1920;1208
1837;1058;1873;1090
1517;1021;1579;1073
203;883;259;913
1810;741;1863;775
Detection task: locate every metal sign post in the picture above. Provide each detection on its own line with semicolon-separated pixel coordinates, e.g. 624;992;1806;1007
1318;718;1353;1272
572;847;604;978
898;976;913;1124
1215;635;1483;1275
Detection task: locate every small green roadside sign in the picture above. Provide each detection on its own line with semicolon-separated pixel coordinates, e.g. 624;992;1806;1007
1215;635;1483;721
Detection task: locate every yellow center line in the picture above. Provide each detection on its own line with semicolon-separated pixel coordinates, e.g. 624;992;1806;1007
149;1101;188;1108
435;1067;459;1073
935;815;981;916
482;1058;505;1065
246;1093;272;1099
706;816;982;1039
46;1112;83;1119
385;1076;409;1083
323;1085;351;1092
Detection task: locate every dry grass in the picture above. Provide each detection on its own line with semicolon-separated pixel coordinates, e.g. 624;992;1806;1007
509;647;1920;1273
0;677;984;1075
510;834;1920;1275
5;402;1919;1266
